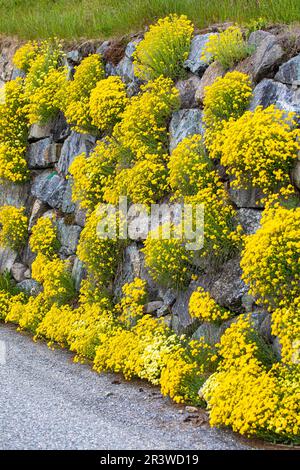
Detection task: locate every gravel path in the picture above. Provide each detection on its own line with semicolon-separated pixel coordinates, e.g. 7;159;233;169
0;323;254;450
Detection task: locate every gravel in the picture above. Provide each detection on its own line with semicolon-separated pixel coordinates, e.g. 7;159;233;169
0;324;253;450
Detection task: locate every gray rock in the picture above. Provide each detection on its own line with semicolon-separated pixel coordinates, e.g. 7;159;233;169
74;205;87;227
249;78;300;115
248;30;271;48
56;219;82;256
105;62;117;76
192;321;231;345
171;286;200;335
96;41;111;57
61;179;76;214
208;258;248;313
113;243;145;300
17;279;42;296
0;181;31;209
125;39;142;59
31;170;68;211
195;62;224;105
156;304;171;318
20;243;36;267
275;54;300;85
259;313;274;343
28;199;49;230
27;138;62;169
158;288;177;307
72;257;86;291
66;50;82;64
11;67;25;80
249;32;285;82
176;75;202;108
28;112;69;143
292;157;300;190
0;247;17;274
272;337;282;360
237;208;262;234
116;56;136;84
184;34;217;75
11;262;29;283
57;131;97;177
144;301;164;314
169;109;204;152
229;186;264;209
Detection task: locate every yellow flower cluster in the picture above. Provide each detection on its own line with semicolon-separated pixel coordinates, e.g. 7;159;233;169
0;78;29;183
90;76;129;131
203;71;252;158
185;180;241;261
272;298;300;364
168;134;215;198
0;289;26;321
13;41;39;73
142;224;193;289
221;106;300;192
0;205;28;250
133;14;194;81
63;54;105;133
6;292;50;334
104;154;169;206
69;138;123;211
76;207;123;288
68;299;114;361
115;277;147;327
35;303;76;348
189;287;232;322
202;26;251;70
23;39;66;124
29;216;60;256
202;315;300;443
241;204;300;310
31;253;75;305
114;76;180;159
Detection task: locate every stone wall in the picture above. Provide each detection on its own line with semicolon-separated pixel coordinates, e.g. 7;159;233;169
1;27;300;356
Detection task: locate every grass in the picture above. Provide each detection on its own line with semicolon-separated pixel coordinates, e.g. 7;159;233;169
0;0;299;39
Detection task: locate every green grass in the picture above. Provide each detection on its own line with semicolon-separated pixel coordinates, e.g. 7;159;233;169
0;0;299;39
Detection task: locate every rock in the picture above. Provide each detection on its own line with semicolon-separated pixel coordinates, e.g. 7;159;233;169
249;78;300;115
248;30;271;48
292;157;300;190
248;32;285;82
229;186;264;209
125;39;141;59
237;208;262;234
74;205;87;227
31;170;69;211
158;288;177;307
17;279;42;296
242;293;255;313
275;54;300;85
28;199;49;230
156;304;171;317
72;257;86;291
0;181;31;208
66;50;82;64
192;321;229;345
113;243;145;299
185;406;198;413
272;337;282;360
97;41;111;57
57;131;97;176
20;243;36;267
27;138;62;169
61;179;76;214
169;109;204;153
28;112;69;143
184;34;217;75
171;286;200;335
176;75;202;109
144;301;164;314
56;219;82;256
11;67;25;80
0;247;17;274
11;262;29;282
259;313;274;343
208;258;248;313
195;62;224;105
116;56;136;83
